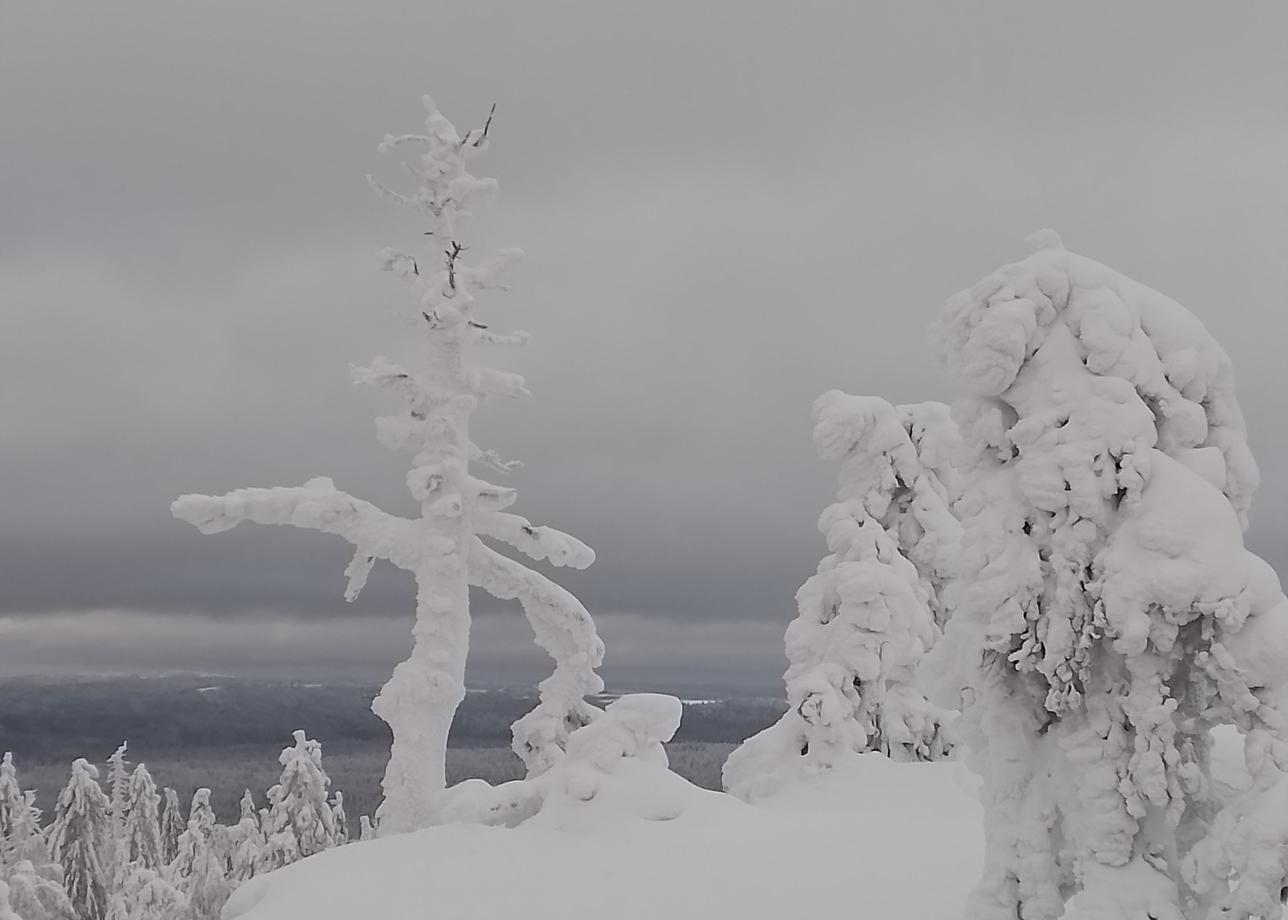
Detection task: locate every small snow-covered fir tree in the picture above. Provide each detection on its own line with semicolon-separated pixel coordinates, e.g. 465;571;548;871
328;793;348;847
724;394;960;799
103;747;129;845
1;761;64;918
171;93;606;834
155;794;182;870
258;732;335;872
169;791;227;920
357;817;375;843
930;234;1288;920
120;767;160;872
226;792;262;886
0;755;43;871
47;760;112;920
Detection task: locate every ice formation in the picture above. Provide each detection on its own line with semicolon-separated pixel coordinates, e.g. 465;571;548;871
172;95;605;834
929;235;1288;920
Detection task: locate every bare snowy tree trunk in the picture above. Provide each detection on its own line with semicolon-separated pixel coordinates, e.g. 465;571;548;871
373;320;475;834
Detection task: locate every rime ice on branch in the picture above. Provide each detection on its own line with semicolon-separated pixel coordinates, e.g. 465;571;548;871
929;235;1288;920
171;94;605;834
724;393;960;800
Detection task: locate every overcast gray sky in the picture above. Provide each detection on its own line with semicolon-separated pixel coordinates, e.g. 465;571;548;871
2;2;1286;691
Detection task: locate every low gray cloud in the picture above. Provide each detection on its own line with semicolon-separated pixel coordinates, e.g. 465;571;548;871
3;2;1287;681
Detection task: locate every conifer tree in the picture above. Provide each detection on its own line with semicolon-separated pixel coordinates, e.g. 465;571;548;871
47;760;112;920
226;792;262;885
170;792;227;920
724;394;960;800
103;747;129;844
932;236;1288;920
328;793;348;847
120;768;160;872
156;794;182;869
259;733;335;872
172;94;606;834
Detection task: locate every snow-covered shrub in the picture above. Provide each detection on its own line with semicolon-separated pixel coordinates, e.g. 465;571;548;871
258;732;335;873
724;393;960;800
171;93;605;835
47;760;112;920
929;234;1288;920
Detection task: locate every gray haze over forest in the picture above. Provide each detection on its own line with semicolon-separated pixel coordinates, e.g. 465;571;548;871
2;2;1286;691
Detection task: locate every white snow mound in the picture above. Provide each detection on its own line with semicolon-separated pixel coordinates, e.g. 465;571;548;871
225;697;983;920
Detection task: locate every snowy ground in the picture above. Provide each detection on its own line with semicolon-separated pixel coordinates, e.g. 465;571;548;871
225;753;983;920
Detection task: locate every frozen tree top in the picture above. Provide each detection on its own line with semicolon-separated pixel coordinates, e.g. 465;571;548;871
934;239;1259;526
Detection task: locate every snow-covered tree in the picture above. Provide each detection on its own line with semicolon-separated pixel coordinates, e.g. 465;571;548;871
47;760;112;920
103;748;128;845
357;817;375;843
226;793;261;886
170;93;605;834
0;756;47;871
0;759;65;919
328;793;348;847
169;792;227;920
258;732;335;872
155;794;181;870
724;394;960;799
120;767;160;872
929;234;1288;920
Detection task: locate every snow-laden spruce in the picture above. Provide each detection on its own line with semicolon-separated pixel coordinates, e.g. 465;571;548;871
0;755;74;920
48;760;112;920
120;766;161;872
171;789;230;920
157;791;182;868
259;732;336;873
724;393;960;800
171;94;605;834
928;234;1288;920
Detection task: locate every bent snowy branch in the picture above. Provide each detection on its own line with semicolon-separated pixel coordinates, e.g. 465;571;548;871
468;537;605;773
171;478;419;578
475;511;594;569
